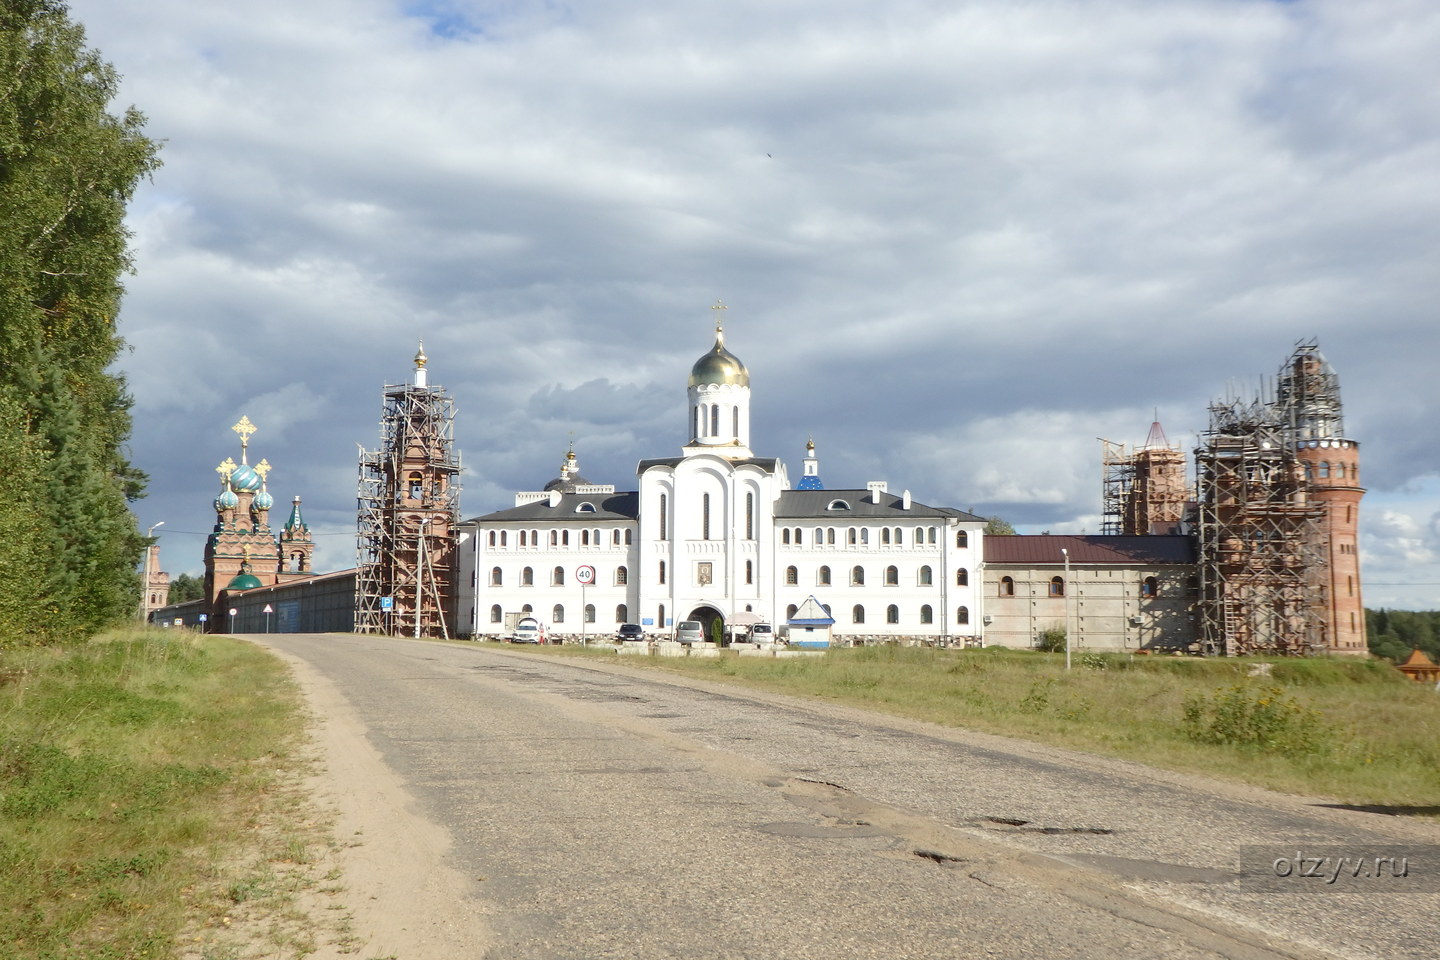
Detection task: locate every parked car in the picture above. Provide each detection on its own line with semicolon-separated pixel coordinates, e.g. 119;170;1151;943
616;623;645;642
510;617;545;643
674;620;705;644
749;623;774;642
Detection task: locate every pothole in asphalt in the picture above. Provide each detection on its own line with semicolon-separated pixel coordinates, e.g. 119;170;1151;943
974;816;1114;835
915;849;970;865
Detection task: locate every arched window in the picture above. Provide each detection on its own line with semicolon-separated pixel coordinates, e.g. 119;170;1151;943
613;530;621;545
745;560;753;584
848;528;857;545
499;531;508;546
659;494;668;539
553;566;565;586
658;603;666;628
746;493;755;539
794;527;803;545
956;606;969;625
886;604;900;624
956;530;969;548
519;530;528;547
408;472;423;500
853;604;865;624
882;528;891;545
895;528;903;545
703;493;711;539
818;565;832;586
1319;461;1330;478
787;603;798;619
786;565;799;585
521;603;533;615
733;407;739;439
1050;576;1065;597
658;560;666;584
616;565;628;585
490;604;502;623
488;531;496;546
585;604;596;623
624;528;633;545
490;566;502;586
1000;576;1014;596
522;567;534;586
885;565;899;586
860;528;869;544
783;528;791;545
1336;461;1346;479
956;568;969;586
919;565;932;586
929;527;937;544
531;530;538;546
1141;576;1158;598
920;605;933;624
581;530;590;546
550;530;558;546
828;528;836;544
616;604;628;623
561;530;569;546
851;566;865;586
711;405;719;436
553;604;564;623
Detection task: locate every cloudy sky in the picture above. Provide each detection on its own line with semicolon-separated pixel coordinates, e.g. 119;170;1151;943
67;0;1439;609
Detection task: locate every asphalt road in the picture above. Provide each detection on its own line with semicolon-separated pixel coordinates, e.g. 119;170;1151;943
257;633;1440;960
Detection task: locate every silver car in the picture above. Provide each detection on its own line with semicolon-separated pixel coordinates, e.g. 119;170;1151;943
674;620;704;644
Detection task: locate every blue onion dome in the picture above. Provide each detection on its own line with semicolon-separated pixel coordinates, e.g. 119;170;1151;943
689;328;749;387
253;489;274;511
797;475;824;490
230;463;262;492
215;487;240;511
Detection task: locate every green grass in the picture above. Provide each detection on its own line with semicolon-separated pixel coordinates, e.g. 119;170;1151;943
0;629;330;960
498;641;1440;809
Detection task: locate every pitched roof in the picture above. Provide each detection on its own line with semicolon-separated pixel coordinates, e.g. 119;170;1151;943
464;490;640;524
984;535;1195;565
775;489;982;521
637;456;781;474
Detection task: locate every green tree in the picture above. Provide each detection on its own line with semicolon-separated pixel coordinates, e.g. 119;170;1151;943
985;516;1016;536
0;0;160;640
168;573;206;604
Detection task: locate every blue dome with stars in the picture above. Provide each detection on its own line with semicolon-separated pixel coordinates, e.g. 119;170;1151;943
797;475;824;490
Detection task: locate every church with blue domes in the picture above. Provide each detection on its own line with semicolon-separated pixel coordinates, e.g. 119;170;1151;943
456;314;988;645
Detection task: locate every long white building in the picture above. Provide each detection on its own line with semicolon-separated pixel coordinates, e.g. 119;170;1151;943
455;321;988;643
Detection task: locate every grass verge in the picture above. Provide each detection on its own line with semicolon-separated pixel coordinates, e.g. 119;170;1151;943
501;641;1440;810
0;628;350;960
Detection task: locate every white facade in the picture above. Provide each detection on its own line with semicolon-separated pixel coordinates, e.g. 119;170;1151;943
456;326;988;642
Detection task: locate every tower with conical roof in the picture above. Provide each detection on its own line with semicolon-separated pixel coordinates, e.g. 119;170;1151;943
279;496;315;578
682;301;753;459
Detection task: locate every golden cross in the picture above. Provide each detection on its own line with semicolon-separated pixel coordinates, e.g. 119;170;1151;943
255;459;271;481
216;457;237;481
232;416;257;448
711;299;727;333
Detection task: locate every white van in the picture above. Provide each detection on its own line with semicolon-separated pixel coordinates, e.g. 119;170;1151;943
749;623;775;643
674;620;704;644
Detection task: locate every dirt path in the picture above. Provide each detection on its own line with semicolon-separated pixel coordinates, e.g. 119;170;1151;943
274;645;490;959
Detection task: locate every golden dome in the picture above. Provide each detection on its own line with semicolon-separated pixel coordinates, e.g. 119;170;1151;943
689;329;749;387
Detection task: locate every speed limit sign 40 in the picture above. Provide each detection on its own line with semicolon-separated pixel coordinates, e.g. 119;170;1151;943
576;565;596;585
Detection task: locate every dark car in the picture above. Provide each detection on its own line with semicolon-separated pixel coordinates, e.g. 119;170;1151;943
616;623;645;642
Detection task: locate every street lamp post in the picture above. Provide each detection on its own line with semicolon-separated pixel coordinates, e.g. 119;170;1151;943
1061;547;1071;671
139;521;164;622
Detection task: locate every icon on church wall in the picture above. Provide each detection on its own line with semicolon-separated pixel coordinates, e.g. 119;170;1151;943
696;561;713;586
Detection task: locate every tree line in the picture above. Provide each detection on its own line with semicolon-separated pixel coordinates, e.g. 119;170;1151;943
1;1;159;645
1367;609;1440;665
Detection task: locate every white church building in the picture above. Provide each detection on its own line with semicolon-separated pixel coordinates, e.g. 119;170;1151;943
455;321;988;644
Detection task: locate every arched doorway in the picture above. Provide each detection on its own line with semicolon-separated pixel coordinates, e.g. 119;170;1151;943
687;605;725;646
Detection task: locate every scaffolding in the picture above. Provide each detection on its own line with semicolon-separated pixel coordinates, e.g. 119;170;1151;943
1100;421;1188;536
1194;374;1328;656
355;369;460;639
